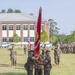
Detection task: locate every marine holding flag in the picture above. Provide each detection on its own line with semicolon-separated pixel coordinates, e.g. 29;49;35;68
25;8;42;75
33;7;52;75
25;7;52;75
33;7;44;75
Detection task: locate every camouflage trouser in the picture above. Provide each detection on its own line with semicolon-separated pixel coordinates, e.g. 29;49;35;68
24;49;26;54
54;56;60;65
27;70;33;75
44;70;50;75
73;49;75;53
34;68;42;75
44;65;51;75
26;64;33;75
11;58;16;66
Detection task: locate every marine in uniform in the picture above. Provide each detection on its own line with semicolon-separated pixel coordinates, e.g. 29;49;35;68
27;44;31;56
11;46;17;66
34;61;43;75
34;53;44;75
8;45;17;66
24;45;27;54
54;44;61;65
25;50;39;75
44;50;52;75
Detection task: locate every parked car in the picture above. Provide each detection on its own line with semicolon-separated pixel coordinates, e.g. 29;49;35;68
46;43;52;48
40;42;52;48
0;42;11;48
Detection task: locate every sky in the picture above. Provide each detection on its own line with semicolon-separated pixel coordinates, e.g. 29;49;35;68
0;0;75;35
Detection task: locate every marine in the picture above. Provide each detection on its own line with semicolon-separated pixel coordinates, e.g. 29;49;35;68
54;44;62;65
8;45;17;66
44;50;52;75
25;50;39;75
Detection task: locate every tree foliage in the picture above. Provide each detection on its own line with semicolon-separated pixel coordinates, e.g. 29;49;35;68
56;34;67;43
65;31;75;43
1;8;21;13
41;30;48;43
29;13;34;16
71;31;75;42
12;33;19;43
48;19;59;36
14;9;21;13
51;35;57;43
7;8;14;13
1;9;6;13
48;19;59;43
55;31;75;44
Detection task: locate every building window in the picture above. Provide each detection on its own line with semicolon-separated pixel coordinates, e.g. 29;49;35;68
2;37;6;42
16;25;20;30
30;25;34;30
41;25;44;30
30;37;34;42
9;25;13;30
9;37;13;42
24;37;28;42
2;25;6;30
23;25;28;30
10;37;20;42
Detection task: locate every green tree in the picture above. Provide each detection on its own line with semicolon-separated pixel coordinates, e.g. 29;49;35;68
41;30;48;43
48;19;59;35
71;31;75;42
53;30;75;44
64;31;75;43
1;8;22;13
57;34;67;43
51;35;57;43
64;35;71;43
7;8;14;13
12;33;19;43
14;9;21;13
48;19;59;43
1;9;6;13
29;13;34;16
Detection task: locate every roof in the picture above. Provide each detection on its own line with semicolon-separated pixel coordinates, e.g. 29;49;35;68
0;13;46;22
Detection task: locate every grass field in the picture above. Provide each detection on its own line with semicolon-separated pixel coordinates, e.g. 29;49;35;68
0;48;75;75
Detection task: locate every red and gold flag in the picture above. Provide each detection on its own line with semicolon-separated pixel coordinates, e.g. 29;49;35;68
34;7;42;56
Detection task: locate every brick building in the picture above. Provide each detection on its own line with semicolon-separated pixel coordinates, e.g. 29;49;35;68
0;13;49;44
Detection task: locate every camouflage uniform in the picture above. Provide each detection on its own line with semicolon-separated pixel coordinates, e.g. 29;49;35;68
34;54;44;75
8;46;17;66
42;44;47;58
34;62;43;75
8;48;13;65
24;45;27;54
11;48;17;66
26;50;35;75
27;45;31;56
44;50;52;75
54;45;61;65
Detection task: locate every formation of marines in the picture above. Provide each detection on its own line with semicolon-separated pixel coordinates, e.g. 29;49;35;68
7;42;75;75
60;43;75;53
7;43;62;75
